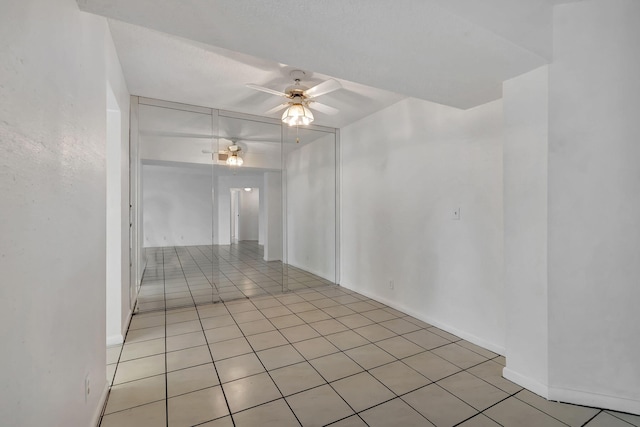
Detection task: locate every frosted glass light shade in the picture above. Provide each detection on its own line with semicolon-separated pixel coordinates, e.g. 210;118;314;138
282;103;314;126
226;154;243;166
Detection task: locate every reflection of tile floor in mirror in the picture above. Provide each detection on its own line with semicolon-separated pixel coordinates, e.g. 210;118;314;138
136;242;334;313
102;285;640;426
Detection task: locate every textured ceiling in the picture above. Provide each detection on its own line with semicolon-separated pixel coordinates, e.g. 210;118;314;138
80;0;567;123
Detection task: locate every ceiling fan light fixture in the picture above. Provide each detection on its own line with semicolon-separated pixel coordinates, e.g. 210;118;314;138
282;103;314;126
226;153;243;166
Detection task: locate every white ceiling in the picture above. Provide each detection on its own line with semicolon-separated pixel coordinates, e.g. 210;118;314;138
80;0;572;125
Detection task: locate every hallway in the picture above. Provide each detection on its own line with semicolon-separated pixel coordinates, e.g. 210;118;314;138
101;275;638;426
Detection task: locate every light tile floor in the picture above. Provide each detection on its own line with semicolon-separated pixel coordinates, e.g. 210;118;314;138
101;283;640;426
137;243;334;313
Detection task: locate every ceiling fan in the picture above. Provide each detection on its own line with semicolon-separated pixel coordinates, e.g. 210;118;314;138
247;70;341;126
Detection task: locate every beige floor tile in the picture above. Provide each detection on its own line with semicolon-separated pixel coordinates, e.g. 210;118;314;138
168;386;229;427
223;372;282;413
238;319;276;335
226;301;257;314
322;305;356;317
457;340;499;359
216;352;265;383
256;344;305;370
197;305;230;319
125;325;165;344
354;324;397;342
113;354;165;385
309;318;349;335
370;360;432;395
467;360;523;394
104;374;166;414
431;343;488;369
297;309;332;323
286;384;354;427
438;371;508;410
166;320;202;337
484;396;567;427
128;314;165;331
233;398;300;427
166;310;199;324
166;345;212;372
311;297;342;309
200;314;236;330
516;390;600;426
403;329;451;350
344;343;396;369
270;362;327;396
279;324;321;343
361;309;399;322
344;301;379;313
328;415;369;427
403;384;478;427
120;338;165;362
287;301;317;313
209;337;253;360
231;309;266;324
360;397;435;427
336;313;373;329
205;324;243;344
309;352;364;382
379;318;422;334
106;364;117;385
166;331;206;352
606;410;640;426
404;351;461;381
252;297;283;309
293;337;340;360
101;400;166;427
199;416;234;426
270;314;305;329
375;336;424;359
429;327;461;342
246;330;288;351
167;363;219;397
332;372;395;412
458;414;502;427
587;412;636;427
324;330;370;351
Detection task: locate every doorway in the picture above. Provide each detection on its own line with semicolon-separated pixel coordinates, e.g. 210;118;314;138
230;187;260;245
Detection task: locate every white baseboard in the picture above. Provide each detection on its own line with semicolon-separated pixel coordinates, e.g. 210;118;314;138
92;382;109;427
106;334;123;347
502;367;549;398
287;261;334;283
549;385;640;416
339;282;505;356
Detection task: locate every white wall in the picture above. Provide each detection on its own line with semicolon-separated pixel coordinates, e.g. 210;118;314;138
547;0;640;414
105;32;131;347
142;164;213;247
286;133;336;280
0;0;126;425
264;172;283;262
341;97;505;353
238;189;259;241
502;66;549;394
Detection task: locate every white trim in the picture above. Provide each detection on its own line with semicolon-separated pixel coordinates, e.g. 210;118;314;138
106;334;123;347
340;282;506;355
548;386;640;416
502;367;549;398
92;383;109;427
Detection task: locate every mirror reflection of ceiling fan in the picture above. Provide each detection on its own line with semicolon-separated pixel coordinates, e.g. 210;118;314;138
247;70;342;126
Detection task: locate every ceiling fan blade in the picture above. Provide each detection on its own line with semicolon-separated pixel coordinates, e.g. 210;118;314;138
303;79;342;98
309;101;340;115
246;83;288;97
264;103;289;115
